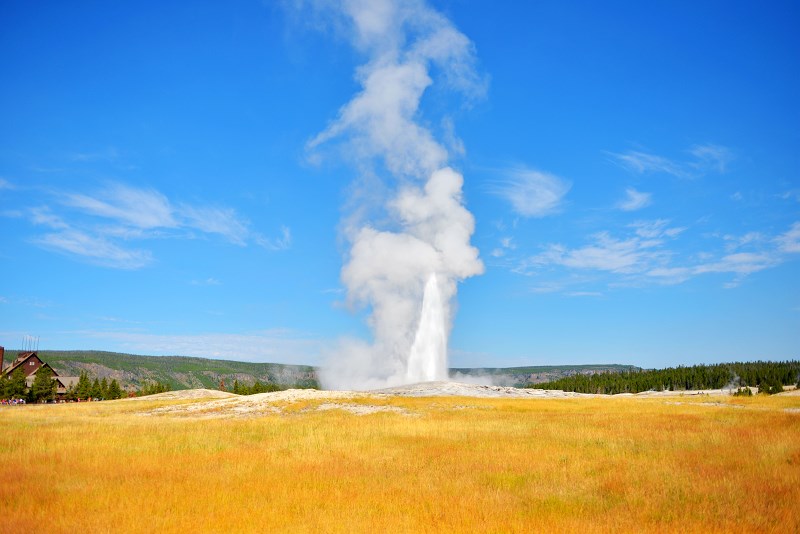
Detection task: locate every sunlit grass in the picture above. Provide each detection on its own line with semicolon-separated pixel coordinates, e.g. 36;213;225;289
1;394;798;533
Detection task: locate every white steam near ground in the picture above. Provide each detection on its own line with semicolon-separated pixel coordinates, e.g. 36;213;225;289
297;0;486;390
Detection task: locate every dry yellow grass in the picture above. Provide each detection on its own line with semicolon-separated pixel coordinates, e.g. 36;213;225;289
1;393;799;533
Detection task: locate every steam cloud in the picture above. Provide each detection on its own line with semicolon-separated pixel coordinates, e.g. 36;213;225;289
301;0;485;390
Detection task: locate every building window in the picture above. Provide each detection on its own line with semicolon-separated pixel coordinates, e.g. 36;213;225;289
29;361;35;366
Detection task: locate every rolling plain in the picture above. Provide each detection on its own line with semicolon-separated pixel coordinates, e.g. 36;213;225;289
2;385;799;533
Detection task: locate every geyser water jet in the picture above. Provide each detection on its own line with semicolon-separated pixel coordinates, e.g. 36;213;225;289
406;273;447;382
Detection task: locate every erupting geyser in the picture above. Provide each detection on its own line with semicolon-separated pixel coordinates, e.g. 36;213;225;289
407;273;447;382
300;0;487;390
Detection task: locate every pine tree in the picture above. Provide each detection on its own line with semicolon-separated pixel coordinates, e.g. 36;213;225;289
75;371;92;400
90;378;102;399
7;368;27;399
100;377;109;399
31;366;57;403
107;379;123;399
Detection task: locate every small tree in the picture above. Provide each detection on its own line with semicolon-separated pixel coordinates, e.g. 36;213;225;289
759;378;784;395
31;367;57;403
90;378;102;399
75;371;92;400
100;377;109;399
107;379;123;400
7;368;27;399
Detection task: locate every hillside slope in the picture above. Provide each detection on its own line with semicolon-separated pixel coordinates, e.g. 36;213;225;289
36;350;318;391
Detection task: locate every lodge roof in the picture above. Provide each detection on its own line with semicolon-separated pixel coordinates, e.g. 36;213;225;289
1;352;47;377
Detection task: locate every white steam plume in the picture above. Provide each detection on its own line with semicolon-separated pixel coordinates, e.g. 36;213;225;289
299;0;485;389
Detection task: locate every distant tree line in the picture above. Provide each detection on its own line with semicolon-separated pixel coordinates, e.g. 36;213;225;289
527;360;800;395
230;379;282;395
137;381;172;396
65;371;126;401
225;378;318;395
0;369;126;403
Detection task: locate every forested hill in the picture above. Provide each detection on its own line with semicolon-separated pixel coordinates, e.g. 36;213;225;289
32;350;318;391
528;360;800;394
12;350;640;391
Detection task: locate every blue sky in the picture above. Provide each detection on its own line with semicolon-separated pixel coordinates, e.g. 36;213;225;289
1;0;798;370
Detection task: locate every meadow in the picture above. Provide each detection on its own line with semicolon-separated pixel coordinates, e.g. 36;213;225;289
1;392;799;533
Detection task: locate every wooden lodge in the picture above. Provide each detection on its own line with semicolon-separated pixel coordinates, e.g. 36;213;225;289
0;346;79;400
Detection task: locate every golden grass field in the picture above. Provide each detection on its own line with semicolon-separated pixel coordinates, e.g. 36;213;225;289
1;391;799;533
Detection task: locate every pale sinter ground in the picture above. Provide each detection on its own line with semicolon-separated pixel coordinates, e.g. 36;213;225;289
132;381;800;418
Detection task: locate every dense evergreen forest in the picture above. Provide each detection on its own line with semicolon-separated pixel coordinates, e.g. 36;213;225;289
527;360;800;394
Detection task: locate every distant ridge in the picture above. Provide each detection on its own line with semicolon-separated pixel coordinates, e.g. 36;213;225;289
21;350;641;391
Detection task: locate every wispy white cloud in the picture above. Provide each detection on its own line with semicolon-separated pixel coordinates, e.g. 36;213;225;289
190;278;221;286
514;219;799;292
775;222;800;253
491;168;571;218
779;190;800;202
607;143;733;179
645;266;693;285
0;178;14;190
617;187;652;211
322;287;345;295
62;184;176;229
178;204;249;246
30;206;69;229
67;147;120;162
688;143;733;173
20;182;287;269
523;220;683;276
96;316;142;324
490;236;515;258
33;229;153;269
723;231;764;252
630;219;686;240
693;252;779;276
607;150;688;177
256;225;292;251
527;231;667;274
